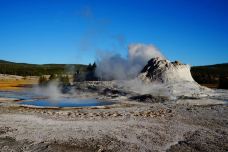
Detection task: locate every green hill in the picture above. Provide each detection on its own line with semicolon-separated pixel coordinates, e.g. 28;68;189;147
191;63;228;76
0;59;87;76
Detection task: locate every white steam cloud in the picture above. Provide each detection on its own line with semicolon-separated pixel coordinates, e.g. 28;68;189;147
95;43;165;80
32;81;62;101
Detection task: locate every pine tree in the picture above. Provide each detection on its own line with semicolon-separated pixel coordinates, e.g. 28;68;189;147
38;76;48;86
92;62;96;71
49;74;57;80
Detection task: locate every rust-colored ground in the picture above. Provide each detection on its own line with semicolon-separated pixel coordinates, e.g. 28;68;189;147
0;78;38;90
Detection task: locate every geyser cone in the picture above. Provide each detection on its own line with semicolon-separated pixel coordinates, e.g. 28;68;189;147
137;57;212;97
138;57;195;83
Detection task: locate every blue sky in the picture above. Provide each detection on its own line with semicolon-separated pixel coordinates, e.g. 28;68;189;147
0;0;227;65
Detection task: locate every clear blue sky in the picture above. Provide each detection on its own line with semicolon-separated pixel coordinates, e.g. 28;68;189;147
0;0;227;65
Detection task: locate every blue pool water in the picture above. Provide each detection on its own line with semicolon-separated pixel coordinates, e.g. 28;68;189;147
0;91;113;108
0;91;34;100
19;98;113;108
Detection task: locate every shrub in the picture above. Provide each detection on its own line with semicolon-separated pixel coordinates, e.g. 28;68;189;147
59;75;70;86
49;74;57;80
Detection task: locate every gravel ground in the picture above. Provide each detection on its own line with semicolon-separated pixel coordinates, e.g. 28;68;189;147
0;99;227;152
0;83;227;152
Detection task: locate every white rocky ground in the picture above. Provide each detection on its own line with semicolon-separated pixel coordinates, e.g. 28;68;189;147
0;83;227;152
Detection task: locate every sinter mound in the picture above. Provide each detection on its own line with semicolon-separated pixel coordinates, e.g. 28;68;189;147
138;57;211;97
139;57;194;83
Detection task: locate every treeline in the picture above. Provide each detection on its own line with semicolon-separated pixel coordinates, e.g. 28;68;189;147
1;59;228;89
39;74;70;86
74;62;97;81
0;60;87;76
191;63;228;89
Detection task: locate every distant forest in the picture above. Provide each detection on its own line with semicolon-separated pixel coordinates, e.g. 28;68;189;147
0;59;227;89
191;63;228;89
0;60;87;76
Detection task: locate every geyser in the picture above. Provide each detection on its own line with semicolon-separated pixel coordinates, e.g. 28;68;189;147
137;57;211;97
95;43;165;80
95;43;211;97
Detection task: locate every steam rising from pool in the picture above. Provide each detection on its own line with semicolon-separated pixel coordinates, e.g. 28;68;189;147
32;81;62;101
0;90;114;108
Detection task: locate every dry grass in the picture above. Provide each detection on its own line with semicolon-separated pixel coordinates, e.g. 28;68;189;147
200;83;219;89
0;77;38;90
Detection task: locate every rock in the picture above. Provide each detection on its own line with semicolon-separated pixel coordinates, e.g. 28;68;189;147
129;94;169;103
102;88;127;96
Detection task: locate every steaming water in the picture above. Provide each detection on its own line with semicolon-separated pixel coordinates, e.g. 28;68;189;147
0;91;113;108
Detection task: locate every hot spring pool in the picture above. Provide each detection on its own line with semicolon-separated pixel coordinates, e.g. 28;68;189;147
0;91;113;108
19;98;113;108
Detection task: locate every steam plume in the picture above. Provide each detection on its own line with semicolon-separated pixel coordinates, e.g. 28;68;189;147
32;81;62;101
95;43;165;80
